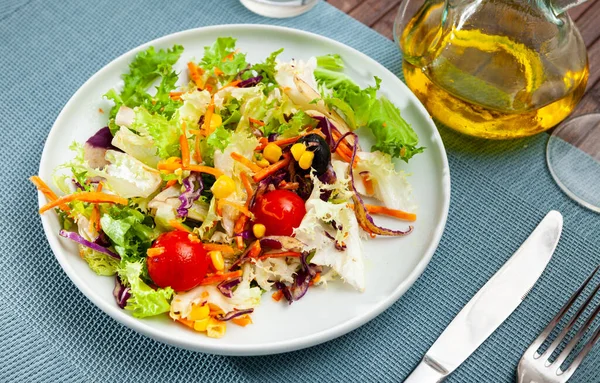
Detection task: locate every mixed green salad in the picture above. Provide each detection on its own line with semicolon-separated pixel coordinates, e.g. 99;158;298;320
32;37;422;338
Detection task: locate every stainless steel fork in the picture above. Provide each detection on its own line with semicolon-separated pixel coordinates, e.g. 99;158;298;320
517;265;600;383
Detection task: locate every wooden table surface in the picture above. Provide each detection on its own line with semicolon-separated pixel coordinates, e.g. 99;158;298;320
329;0;600;118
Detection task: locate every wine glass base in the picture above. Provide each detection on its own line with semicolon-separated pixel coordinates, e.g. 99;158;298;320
546;113;600;213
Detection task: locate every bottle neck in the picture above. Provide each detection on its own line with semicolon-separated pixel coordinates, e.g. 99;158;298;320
548;0;588;15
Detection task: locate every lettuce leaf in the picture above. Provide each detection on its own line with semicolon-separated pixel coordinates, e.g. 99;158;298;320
118;261;173;318
103;150;163;198
131;108;180;159
199;37;248;79
314;55;423;162
251;48;284;93
100;205;156;265
105;45;184;132
80;246;119;276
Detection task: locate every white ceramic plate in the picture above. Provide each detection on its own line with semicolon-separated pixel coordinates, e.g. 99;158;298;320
37;24;450;355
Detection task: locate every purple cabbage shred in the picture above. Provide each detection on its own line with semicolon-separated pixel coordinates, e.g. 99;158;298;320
113;276;131;309
238;75;263;88
59;230;120;260
177;172;203;218
217;277;242;298
215;308;254;321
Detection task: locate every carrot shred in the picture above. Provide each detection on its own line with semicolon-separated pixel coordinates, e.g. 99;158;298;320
199;270;243;286
360;173;374;195
168;220;193;233
218;80;241;91
239;172;253;203
88;205;98;233
272;290;284;302
29;176;70;211
200;103;215;136
169;91;184;100
309;272;321;287
194;135;202;164
203;243;236;255
233;214;249;249
176;318;195;329
147;247;165;257
249;117;265;126
163;179;178;190
246;240;262;259
157;158;183;171
232;315;253;327
187;62;204;89
359;204;417;221
258;251;302;261
184;164;224;178
252;153;291;182
217;200;254;219
180;122;190;167
39;192;127;214
213;67;224;77
231;152;262;173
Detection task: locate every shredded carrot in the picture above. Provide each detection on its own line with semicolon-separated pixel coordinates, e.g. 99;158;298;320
351;204;417;221
249;117;265;126
232;315;253;327
194;135;202;164
168;220;193;233
258;251;302;261
257;137;269;150
360;173;374;195
176;318;195;329
272;290;284;302
309;272;321;286
163;179;178;190
188;234;201;243
233;214;249;249
239;172;253;203
213;67;224;77
29;176;71;212
218;80;241;91
88;206;98;233
188;62;204;89
184;164;224;178
217;200;254;218
187;129;203;135
39;192;127;214
199;270;243;286
230;152;262;173
147;247;165;257
252;153;291;182
200;103;215;136
203;243;236;255
246;240;262;259
157;158;183;171
180;122;190;167
170;91;184;100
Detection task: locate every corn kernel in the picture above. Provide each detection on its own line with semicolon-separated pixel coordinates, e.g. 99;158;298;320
206;317;227;338
256;158;270;168
290;143;306;161
298;150;315;170
211;175;235;199
193;317;210;332
252;223;266;238
209;250;225;271
188;303;210;321
210;114;222;130
263;143;283;164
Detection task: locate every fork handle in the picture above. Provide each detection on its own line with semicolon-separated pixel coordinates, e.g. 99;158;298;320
404;357;448;383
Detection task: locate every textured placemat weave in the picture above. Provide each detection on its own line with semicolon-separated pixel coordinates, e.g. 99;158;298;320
1;0;599;382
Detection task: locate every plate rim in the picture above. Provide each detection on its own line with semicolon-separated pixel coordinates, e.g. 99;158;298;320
37;23;451;355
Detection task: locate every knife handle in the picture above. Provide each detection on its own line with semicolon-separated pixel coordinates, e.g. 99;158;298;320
404;356;448;383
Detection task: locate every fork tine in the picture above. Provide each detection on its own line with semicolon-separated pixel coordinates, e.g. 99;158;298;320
543;277;600;360
558;314;600;380
532;265;600;358
552;297;600;369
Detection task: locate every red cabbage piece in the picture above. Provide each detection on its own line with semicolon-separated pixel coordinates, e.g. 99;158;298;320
259;236;305;251
275;253;322;305
86;127;117;149
215;308;254;321
238;75;263;88
177;172;203;218
312;116;335;148
346;132;413;236
59;229;120;259
113;276;130;309
217;277;242;298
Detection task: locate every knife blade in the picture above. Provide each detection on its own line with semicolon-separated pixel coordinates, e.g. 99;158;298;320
405;210;563;383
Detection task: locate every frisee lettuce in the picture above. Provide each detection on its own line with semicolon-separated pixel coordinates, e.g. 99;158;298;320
199;37;248;79
118;261;174;318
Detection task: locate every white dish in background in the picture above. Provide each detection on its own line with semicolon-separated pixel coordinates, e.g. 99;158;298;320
37;24;450;355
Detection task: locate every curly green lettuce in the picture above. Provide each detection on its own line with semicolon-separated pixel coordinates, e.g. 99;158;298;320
118;261;174;318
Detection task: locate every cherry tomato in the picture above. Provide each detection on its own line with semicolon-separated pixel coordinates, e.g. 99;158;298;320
252;189;306;236
147;230;209;292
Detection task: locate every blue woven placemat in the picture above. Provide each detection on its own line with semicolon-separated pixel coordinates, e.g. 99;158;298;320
1;0;599;382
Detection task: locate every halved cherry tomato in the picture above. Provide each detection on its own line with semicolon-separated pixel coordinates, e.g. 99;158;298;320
147;230;210;292
252;189;306;236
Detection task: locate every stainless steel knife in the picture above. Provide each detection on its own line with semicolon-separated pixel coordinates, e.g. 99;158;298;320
404;210;563;382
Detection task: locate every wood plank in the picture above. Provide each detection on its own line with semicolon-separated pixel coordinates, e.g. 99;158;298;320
586;36;600;89
568;0;598;21
372;6;397;40
574;0;600;46
348;0;402;27
327;0;362;13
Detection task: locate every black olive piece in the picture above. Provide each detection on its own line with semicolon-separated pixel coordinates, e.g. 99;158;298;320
297;134;331;176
